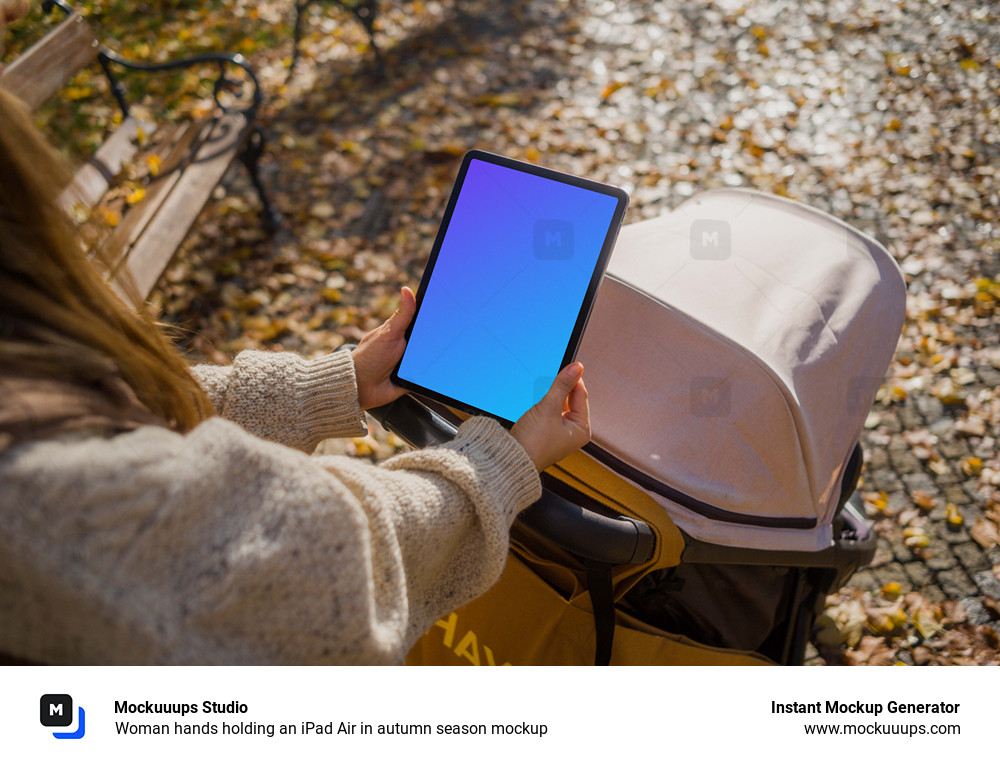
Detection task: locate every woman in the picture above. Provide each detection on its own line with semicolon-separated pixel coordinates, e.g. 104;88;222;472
0;0;590;664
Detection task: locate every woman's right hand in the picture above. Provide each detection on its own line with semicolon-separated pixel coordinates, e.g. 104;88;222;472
510;362;591;472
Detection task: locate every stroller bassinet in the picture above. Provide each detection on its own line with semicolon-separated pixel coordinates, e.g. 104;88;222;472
373;188;906;665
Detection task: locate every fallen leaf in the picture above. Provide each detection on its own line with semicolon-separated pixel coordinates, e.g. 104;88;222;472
946;503;964;528
970;517;1000;549
962;457;983;476
600;81;628;101
983;597;1000;621
912;602;943;639
125;186;146;205
880;582;902;600
817;598;867;648
846;635;894;666
309;201;336;219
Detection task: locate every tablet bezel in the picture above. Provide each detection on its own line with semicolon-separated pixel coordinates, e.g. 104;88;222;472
390;149;629;426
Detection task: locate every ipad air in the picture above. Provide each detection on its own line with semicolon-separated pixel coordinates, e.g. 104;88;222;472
392;150;628;425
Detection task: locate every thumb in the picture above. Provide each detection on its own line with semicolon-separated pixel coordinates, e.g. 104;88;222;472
384;286;416;338
541;362;584;407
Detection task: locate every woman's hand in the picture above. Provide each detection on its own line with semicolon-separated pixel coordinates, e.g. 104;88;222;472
351;286;416;411
511;362;591;472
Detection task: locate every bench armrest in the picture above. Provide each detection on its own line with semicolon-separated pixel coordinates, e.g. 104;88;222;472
42;0;262;119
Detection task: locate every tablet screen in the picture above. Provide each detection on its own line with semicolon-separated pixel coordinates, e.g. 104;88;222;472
393;151;628;424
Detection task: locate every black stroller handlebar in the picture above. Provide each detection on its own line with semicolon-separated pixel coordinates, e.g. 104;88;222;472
365;385;874;574
366;394;657;565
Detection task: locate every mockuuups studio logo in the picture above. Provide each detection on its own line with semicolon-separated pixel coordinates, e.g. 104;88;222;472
690;219;731;260
533;219;574;260
691;376;732;417
40;694;86;739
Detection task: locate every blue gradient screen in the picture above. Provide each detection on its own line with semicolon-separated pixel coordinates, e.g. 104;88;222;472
396;158;621;423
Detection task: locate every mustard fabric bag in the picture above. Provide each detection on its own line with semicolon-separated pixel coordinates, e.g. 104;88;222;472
408;451;772;666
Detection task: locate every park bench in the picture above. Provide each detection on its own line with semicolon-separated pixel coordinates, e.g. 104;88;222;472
0;0;278;305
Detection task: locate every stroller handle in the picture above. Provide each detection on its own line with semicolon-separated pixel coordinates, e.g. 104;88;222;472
367;394;656;565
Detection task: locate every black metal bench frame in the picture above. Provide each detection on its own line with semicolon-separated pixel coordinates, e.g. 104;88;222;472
1;0;279;303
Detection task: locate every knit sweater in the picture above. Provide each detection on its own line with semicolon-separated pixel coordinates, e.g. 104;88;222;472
0;349;541;664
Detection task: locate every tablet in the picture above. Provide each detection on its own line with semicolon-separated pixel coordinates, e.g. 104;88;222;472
392;150;629;425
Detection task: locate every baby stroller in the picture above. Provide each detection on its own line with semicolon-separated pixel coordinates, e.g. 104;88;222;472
371;188;906;665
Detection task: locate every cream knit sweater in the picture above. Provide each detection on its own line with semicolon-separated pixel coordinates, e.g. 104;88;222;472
0;349;541;664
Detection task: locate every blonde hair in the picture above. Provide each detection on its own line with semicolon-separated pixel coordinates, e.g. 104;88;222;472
0;88;213;431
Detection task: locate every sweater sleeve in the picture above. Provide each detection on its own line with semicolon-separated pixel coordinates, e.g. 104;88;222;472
0;415;541;665
190;348;367;451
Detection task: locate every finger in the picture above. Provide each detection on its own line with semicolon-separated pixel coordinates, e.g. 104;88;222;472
542;362;583;408
383;286;417;338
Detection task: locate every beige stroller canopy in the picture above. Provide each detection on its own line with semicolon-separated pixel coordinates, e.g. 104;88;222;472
577;189;906;552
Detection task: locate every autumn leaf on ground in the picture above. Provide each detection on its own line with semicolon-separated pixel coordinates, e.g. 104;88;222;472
815;596;866;648
845;635;894;666
125;186;146;205
600;81;627;102
970;517;1000;549
906;595;943;639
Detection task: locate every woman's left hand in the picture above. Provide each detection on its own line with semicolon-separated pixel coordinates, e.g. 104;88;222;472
351;286;416;411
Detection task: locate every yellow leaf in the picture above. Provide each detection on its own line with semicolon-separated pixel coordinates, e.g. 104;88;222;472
146;154;162;175
475;93;522;107
959;58;980;70
867;490;888;512
351;436;376;457
946;503;964;528
99;207;121;227
880;582;902;600
63;85;92;100
912;604;942;639
125;187;146;205
600;81;627;101
962;456;983;476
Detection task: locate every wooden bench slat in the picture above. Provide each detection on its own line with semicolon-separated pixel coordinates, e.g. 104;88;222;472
58;116;156;213
114;113;249;301
0;14;99;111
100;119;204;277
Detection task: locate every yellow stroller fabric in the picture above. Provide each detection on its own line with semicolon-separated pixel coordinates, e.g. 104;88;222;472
407;451;772;666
